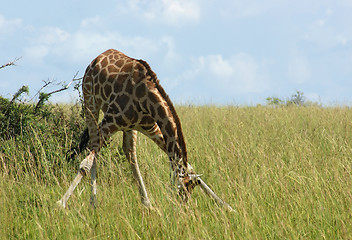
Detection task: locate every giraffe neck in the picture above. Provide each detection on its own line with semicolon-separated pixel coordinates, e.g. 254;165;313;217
138;60;188;166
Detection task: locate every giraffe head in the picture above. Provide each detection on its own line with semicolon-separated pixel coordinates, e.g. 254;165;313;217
179;173;202;201
175;162;201;202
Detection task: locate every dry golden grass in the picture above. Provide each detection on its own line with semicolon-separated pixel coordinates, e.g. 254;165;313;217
1;105;352;239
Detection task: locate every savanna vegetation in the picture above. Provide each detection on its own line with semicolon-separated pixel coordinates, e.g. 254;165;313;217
1;82;352;239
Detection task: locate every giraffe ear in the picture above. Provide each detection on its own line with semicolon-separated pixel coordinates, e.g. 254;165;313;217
189;174;202;179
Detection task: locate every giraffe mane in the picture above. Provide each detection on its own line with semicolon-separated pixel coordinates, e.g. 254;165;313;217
137;59;188;165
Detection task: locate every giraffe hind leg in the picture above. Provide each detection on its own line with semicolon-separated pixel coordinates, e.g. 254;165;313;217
123;130;152;208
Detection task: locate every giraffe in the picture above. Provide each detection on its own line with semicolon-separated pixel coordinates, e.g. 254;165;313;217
58;49;233;210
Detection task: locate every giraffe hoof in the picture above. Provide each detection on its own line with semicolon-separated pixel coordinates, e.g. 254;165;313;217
56;199;66;209
90;195;97;208
142;199;152;208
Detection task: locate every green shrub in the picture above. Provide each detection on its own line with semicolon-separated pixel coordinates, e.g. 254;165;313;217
0;85;86;181
266;91;316;107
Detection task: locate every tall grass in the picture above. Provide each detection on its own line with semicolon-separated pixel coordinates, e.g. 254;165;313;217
1;105;352;239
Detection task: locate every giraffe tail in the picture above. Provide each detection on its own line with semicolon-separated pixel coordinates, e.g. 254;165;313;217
66;127;89;161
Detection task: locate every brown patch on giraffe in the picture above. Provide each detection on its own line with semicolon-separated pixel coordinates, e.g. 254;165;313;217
101;57;108;68
103;84;112;99
137;64;145;76
98;74;104;84
103;115;113;125
96;98;102;109
166;106;172;117
89;58;98;69
135;83;146;99
157;105;167;119
132;71;141;83
84;84;92;93
121;62;133;73
94;84;100;95
165;121;175;138
108;102;119;114
148;104;156;117
109;94;116;103
108;124;119;133
141;125;152;131
124;105;138;123
84;75;93;83
132;64;146;82
85;68;94;78
148;91;160;104
117;94;130;111
146;81;155;90
115;115;127;126
124;80;134;95
93;65;100;76
102;103;109;113
140;99;148;111
116;74;128;84
113;81;123;93
83;79;92;94
98;68;108;84
167;141;174;153
108;73;117;83
115;59;124;67
140;116;155;126
107;65;119;73
133;100;142;112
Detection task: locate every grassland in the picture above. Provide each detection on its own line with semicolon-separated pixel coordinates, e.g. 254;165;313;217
1;105;352;239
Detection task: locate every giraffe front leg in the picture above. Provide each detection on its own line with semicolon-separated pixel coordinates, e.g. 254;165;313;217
57;151;96;208
123;130;152;208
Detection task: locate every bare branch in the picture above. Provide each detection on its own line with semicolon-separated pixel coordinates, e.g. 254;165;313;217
0;57;22;70
46;72;82;96
34;72;82;112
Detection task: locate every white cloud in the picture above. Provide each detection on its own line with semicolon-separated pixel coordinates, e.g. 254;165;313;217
204;55;234;77
162;0;200;25
219;0;285;18
315;19;326;27
219;0;352;20
80;16;102;28
60;31;166;62
172;53;269;96
23;21;179;67
24;27;70;63
35;27;70;45
0;15;23;38
304;17;351;49
117;0;200;26
24;45;49;62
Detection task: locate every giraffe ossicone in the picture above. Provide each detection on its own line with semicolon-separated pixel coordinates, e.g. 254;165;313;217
58;49;233;211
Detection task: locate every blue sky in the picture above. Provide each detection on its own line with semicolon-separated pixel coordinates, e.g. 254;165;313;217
1;0;352;105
